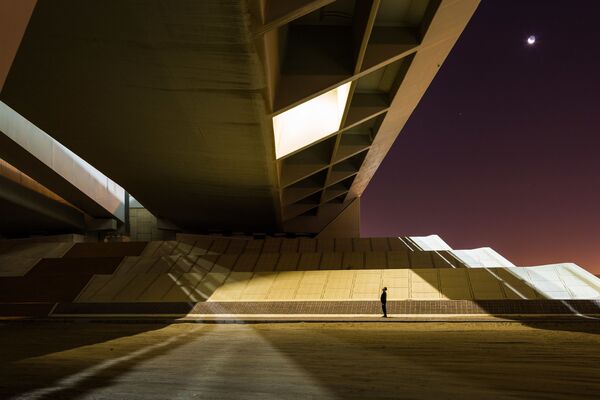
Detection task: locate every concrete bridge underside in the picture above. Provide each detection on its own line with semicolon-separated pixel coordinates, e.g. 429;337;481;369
0;0;479;235
1;0;279;232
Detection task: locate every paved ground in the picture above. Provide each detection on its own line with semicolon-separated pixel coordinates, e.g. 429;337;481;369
0;321;599;399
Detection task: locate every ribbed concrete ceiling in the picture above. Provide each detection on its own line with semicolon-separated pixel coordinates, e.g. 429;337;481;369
1;0;279;232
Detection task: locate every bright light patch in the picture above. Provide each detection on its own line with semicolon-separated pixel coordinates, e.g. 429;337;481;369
273;82;351;159
527;35;536;45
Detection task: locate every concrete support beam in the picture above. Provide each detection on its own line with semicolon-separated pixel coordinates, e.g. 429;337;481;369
86;219;118;232
317;198;361;239
0;174;85;235
0;101;125;221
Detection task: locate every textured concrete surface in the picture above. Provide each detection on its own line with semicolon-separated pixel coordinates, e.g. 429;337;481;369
0;321;599;399
75;263;600;303
1;0;279;232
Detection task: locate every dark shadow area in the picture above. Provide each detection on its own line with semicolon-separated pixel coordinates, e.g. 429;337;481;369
0;321;206;399
0;257;122;303
63;242;148;258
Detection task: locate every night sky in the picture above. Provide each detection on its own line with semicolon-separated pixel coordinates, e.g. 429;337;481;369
362;1;600;274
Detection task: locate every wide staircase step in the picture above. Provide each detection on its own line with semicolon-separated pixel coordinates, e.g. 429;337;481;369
63;242;148;258
0;257;122;303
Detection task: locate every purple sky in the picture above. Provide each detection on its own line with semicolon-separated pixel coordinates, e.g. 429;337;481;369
362;0;600;273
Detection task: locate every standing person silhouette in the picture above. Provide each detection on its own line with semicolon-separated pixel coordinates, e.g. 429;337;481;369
380;287;388;318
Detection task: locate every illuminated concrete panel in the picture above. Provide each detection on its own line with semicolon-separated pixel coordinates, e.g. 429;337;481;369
296;271;328;300
352;271;382;300
322;270;354;300
240;273;276;300
409;235;452;251
410;270;441;300
382;269;410;300
267;271;302;300
452;247;516;268
66;238;600;304
209;272;252;301
273;82;351;159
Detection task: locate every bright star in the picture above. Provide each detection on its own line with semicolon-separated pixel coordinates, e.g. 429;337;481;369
527;35;536;45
